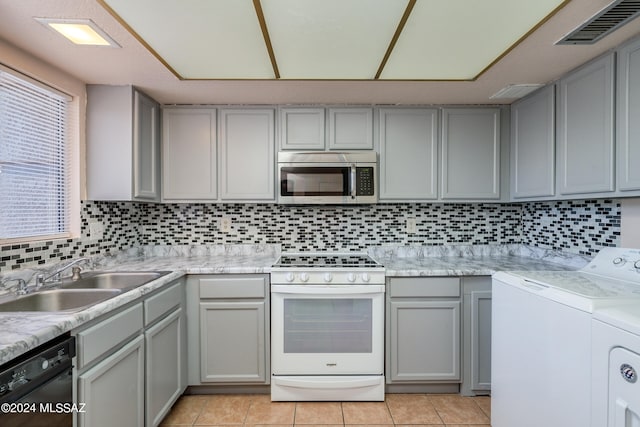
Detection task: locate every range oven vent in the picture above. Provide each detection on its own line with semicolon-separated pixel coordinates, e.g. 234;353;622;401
557;0;640;45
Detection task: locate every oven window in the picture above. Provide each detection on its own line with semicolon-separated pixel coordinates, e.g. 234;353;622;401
283;299;372;353
280;167;349;196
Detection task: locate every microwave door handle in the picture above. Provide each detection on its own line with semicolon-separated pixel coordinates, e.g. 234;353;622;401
350;165;356;198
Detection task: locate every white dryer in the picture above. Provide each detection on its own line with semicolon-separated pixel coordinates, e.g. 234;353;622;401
592;304;640;427
492;248;640;427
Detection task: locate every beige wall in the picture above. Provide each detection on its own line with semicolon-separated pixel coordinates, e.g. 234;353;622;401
621;198;640;248
0;38;87;235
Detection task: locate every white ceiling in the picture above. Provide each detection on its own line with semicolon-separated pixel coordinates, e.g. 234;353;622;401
1;0;640;105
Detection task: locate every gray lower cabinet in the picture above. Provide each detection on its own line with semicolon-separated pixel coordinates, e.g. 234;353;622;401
187;274;270;385
386;278;461;386
461;277;492;396
76;304;145;427
78;336;145;427
75;279;186;427
144;282;187;427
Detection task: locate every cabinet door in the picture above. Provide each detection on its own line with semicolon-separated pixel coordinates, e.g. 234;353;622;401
200;301;266;383
86;85;133;200
379;108;438;200
219;109;275;200
78;335;144;427
328;108;374;150
145;308;183;427
388;300;460;382
558;53;615;195
617;37;640;191
162;109;217;200
511;86;555;199
133;90;161;201
280;107;326;150
441;108;500;199
470;290;492;391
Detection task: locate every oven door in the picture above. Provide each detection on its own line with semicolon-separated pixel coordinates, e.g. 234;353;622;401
271;284;384;375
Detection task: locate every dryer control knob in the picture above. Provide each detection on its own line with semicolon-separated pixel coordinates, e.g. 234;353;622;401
299;273;310;282
621;364;637;383
613;257;626;265
634;260;640;271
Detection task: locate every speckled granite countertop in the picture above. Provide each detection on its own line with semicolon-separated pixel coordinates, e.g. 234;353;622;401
0;244;280;366
369;244;589;276
0;243;589;366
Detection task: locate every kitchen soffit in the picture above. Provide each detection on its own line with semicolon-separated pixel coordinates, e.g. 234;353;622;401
99;0;568;81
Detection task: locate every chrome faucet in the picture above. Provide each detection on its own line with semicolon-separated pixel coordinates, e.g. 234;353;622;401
0;278;28;295
36;257;90;287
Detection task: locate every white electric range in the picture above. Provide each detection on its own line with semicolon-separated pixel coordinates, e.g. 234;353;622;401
270;253;386;401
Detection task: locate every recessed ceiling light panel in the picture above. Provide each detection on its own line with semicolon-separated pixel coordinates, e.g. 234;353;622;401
260;0;409;79
102;0;274;79
35;18;120;47
379;0;566;80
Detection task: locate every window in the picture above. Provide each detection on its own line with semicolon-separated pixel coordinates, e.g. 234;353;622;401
0;67;73;242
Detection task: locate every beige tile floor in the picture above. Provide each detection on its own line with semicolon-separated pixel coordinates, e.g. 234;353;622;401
160;393;491;426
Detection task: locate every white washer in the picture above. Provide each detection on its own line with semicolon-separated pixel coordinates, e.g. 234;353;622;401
492;248;640;427
592;304;640;427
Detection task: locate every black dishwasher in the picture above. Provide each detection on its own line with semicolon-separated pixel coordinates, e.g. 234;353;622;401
0;335;75;427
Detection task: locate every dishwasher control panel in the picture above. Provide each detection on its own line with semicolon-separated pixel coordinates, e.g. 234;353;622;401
0;335;75;400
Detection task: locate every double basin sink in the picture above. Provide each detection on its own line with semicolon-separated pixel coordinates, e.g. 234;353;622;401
0;271;169;314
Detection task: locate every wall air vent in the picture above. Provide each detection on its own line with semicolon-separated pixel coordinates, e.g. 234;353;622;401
557;0;640;45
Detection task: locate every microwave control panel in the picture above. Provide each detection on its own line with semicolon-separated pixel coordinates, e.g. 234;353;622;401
356;167;375;196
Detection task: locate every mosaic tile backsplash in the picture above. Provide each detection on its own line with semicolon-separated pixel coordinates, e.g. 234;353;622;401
522;199;620;256
0;199;621;271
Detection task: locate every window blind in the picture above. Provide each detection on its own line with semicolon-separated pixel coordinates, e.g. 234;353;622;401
0;68;72;241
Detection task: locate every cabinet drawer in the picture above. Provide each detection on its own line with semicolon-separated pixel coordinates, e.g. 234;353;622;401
389;277;460;298
199;276;266;299
76;303;143;369
145;281;183;326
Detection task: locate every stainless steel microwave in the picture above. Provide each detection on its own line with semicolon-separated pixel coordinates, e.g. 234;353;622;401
277;151;378;204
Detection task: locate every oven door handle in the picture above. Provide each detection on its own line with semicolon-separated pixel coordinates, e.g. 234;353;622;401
271;284;385;295
272;376;383;389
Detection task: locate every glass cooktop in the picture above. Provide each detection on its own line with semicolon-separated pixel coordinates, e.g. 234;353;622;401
274;254;380;268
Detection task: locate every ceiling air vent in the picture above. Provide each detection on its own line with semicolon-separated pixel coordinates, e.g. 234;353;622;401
557;0;640;45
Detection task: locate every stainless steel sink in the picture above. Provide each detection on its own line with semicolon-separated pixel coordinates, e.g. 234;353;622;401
0;289;122;313
60;271;169;291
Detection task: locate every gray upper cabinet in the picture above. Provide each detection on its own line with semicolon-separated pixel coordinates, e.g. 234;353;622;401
441;108;501;200
510;85;555;199
162;108;217;201
219;108;275;201
557;53;615;195
379;108;438;201
87;85;160;202
279;107;326;150
617;37;640;192
328;108;374;150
